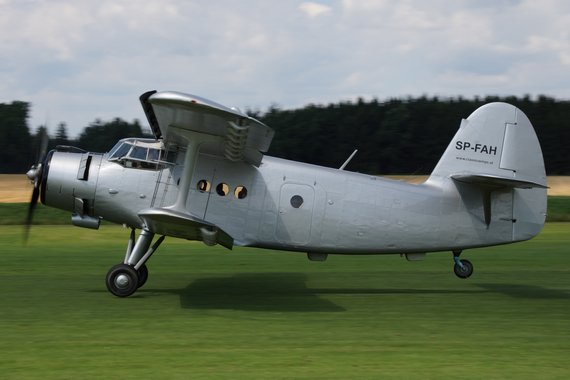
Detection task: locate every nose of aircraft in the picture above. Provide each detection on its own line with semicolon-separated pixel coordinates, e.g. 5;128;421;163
42;151;102;214
24;148;103;240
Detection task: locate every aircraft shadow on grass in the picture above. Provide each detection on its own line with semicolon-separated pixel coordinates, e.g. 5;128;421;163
144;273;345;312
476;283;570;299
138;273;563;312
94;273;569;309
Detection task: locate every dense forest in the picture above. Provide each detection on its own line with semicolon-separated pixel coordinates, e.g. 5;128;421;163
1;95;569;174
0;106;147;173
261;95;570;175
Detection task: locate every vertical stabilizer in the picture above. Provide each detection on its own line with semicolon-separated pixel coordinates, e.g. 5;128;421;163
428;103;547;241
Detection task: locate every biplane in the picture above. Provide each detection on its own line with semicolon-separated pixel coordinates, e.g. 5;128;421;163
26;91;547;297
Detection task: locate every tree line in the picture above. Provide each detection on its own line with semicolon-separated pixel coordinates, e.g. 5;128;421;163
0;105;147;173
1;95;569;174
260;95;570;175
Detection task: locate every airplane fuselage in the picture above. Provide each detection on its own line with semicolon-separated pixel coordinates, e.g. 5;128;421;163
44;148;536;255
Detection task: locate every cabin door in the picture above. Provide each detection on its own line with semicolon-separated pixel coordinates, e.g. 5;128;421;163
275;183;315;245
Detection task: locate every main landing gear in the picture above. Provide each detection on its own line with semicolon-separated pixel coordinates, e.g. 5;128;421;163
452;250;473;279
105;228;165;297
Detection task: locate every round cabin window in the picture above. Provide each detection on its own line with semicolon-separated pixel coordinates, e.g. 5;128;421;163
197;179;211;193
216;183;230;196
290;195;304;208
234;186;248;199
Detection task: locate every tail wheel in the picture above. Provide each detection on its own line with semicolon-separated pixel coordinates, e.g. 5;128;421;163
453;259;474;279
106;264;139;297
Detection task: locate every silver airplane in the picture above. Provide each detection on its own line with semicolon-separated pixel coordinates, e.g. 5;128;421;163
25;91;547;297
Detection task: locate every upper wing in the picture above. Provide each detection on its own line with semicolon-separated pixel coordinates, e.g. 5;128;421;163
140;90;274;166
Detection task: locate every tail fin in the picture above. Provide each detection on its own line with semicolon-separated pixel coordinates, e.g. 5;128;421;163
428;102;547;241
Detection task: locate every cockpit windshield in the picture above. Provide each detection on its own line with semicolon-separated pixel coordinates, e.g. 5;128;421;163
108;138;177;169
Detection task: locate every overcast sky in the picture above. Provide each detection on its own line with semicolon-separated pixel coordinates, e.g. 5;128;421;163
1;0;569;137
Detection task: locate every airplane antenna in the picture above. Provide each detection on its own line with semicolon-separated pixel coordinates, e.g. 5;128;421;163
339;149;358;170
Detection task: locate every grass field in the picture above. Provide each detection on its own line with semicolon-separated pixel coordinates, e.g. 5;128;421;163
1;224;569;379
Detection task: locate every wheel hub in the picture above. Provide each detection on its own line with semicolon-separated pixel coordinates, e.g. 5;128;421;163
114;273;130;289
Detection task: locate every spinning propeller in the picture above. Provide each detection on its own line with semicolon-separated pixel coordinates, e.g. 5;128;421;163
24;129;49;242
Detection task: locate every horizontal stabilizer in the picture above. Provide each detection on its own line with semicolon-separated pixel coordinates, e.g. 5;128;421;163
451;174;548;189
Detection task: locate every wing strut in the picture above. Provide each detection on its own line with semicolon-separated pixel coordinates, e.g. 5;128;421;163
167;128;218;212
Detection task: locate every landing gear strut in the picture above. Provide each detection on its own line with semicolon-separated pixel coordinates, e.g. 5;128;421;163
105;228;165;297
452;250;473;279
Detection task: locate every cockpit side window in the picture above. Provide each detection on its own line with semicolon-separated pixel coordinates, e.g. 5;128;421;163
131;146;148;160
109;142;132;160
108;139;177;170
165;150;178;163
148;149;160;161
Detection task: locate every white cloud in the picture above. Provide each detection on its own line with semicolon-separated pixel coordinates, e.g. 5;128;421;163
299;2;332;18
0;0;569;137
341;0;389;12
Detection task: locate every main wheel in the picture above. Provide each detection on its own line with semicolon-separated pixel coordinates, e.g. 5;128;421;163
106;264;139;297
453;259;474;279
137;264;149;289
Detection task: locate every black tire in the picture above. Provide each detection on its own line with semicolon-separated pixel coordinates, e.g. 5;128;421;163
106;264;139;297
453;259;474;279
137;264;149;289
